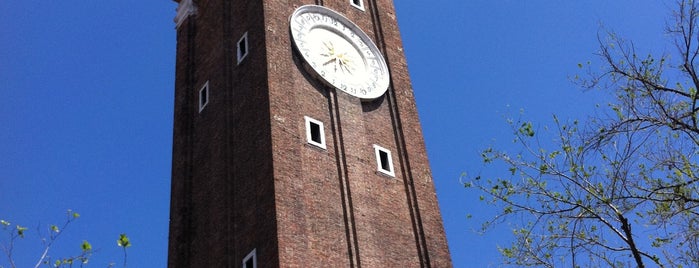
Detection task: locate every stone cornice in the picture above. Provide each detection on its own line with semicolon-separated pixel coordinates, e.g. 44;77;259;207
174;0;197;29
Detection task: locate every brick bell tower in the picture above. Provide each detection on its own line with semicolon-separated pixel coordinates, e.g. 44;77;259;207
167;0;452;267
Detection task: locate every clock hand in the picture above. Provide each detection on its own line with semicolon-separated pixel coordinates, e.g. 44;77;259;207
340;63;351;74
335;53;354;75
323;57;338;67
322;41;335;56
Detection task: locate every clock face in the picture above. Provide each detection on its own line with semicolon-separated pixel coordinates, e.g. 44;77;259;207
289;5;390;100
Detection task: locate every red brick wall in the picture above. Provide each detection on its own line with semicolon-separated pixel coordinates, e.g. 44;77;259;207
169;0;451;267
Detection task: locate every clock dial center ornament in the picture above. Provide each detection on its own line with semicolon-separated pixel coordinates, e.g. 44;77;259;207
290;5;390;100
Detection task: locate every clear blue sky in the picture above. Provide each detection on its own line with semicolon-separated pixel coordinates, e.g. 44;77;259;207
0;1;669;267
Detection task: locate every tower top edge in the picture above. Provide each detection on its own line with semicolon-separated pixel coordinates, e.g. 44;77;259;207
174;0;197;28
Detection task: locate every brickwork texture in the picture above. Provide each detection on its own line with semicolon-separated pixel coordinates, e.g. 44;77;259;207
168;0;452;267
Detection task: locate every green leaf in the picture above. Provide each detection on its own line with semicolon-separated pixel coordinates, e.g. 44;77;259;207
518;122;535;137
504;206;513;214
500;247;515;258
16;225;28;238
117;233;131;248
81;240;92;252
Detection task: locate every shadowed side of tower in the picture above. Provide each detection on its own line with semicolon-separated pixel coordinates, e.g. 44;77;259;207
169;1;278;266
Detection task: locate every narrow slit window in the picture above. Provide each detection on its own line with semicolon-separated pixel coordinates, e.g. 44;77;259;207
350;0;365;10
242;248;257;268
199;81;209;113
304;116;326;149
237;32;249;64
373;144;395;177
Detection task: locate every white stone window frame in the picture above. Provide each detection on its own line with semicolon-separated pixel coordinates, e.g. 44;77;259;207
237;32;249;64
373;144;395;177
198;81;210;113
350;0;365;11
242;248;257;268
304;116;327;149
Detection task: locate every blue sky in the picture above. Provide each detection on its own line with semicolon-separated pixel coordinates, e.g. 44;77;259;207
0;1;670;267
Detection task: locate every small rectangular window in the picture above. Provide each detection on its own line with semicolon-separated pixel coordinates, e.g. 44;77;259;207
199;81;209;113
243;248;256;268
305;116;326;149
373;144;395;177
350;0;365;11
237;32;249;64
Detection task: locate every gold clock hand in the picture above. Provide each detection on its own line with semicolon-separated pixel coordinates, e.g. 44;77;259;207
322;41;335;55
